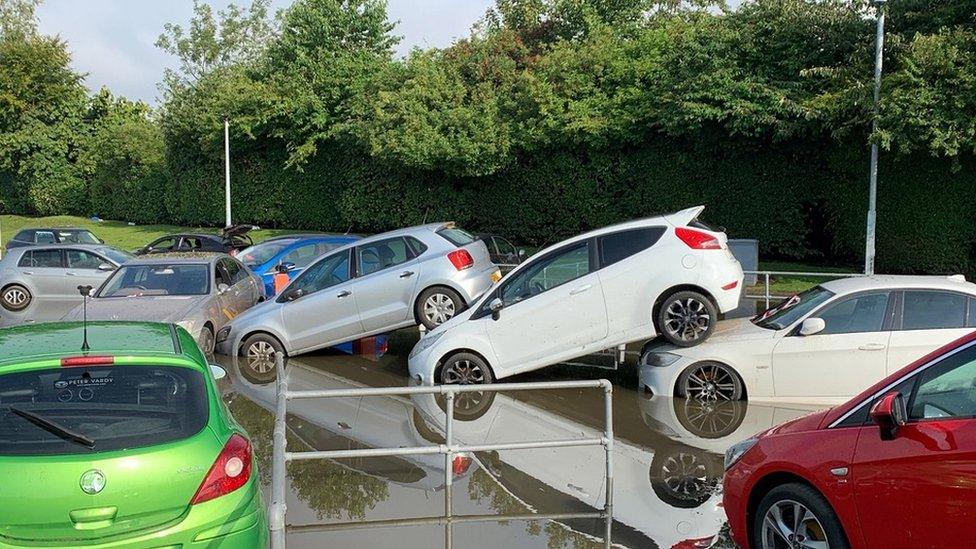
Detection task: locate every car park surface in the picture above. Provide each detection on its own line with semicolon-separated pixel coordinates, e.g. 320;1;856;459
640;275;976;404
0;321;266;548
237;233;361;296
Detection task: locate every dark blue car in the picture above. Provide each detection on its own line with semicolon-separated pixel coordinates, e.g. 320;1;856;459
237;234;361;296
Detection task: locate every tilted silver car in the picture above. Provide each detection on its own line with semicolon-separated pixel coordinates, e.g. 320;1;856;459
215;223;500;372
62;253;264;355
0;244;133;327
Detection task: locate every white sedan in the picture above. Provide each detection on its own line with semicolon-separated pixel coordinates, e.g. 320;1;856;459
640;275;976;405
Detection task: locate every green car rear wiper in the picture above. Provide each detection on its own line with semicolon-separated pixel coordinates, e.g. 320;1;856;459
6;407;96;449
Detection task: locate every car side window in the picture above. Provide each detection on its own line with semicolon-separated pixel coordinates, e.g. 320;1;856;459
495;237;518;259
901;291;968;330
34;231;56;244
66;250;103;270
18;249;62;268
289;250;351;296
13;230;31;242
181;237;204;251
405;236;428;257
816;292;890;335
150;237;178;252
969;298;976;328
222;258;247;284
215;260;233;289
358;238;411;276
908;344;976;420
598;227;666;267
281;243;321;269
498;242;590;306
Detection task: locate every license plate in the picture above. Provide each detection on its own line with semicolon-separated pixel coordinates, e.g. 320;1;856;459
490;270;502;283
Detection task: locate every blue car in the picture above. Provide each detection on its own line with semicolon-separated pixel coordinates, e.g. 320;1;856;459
237;234;361;296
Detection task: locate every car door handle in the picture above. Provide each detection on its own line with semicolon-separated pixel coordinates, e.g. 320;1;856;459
337;290;351;298
399;271;415;279
569;284;592;295
65;272;76;276
22;271;33;276
859;343;886;351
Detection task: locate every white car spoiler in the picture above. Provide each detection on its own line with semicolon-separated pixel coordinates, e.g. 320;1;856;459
663;205;706;227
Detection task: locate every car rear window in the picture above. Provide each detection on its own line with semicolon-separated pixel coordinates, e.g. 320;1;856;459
436;226;476;247
598;227;666;267
0;365;208;456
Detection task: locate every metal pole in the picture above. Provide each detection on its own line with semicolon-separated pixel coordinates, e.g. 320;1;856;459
444;392;455;549
269;352;288;549
865;0;886;275
764;272;770;309
224;117;232;228
602;383;614;518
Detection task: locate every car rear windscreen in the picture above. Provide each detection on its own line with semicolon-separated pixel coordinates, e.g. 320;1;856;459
0;365;208;456
436;227;477;247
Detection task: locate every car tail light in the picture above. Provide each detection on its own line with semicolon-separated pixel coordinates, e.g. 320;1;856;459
447;249;474;271
722;280;739;290
675;227;721;250
191;434;252;505
452;455;473;477
61;356;114;368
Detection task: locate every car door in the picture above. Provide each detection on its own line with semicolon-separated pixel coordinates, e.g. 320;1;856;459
851;342;976;548
594;226;668;337
353;237;421;332
64;249;113;291
278;242;323;280
145;236;179;254
886;290;975;373
216;258;254;319
17;249;68;315
280;249;364;350
486;240;608;369
771;291;894;398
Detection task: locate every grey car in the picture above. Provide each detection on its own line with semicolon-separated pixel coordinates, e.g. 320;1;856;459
62;253;264;355
215;223;500;371
0;244;133;327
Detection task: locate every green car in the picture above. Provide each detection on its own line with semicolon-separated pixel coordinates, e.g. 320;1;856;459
0;322;267;548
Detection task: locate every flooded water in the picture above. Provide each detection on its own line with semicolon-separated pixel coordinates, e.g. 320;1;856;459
214;323;819;549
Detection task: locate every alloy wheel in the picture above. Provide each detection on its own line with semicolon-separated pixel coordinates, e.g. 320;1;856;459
2;287;29;309
246;341;276;374
423;293;456;325
442;359;486;385
199;329;215;358
761;499;830;549
683;363;738;401
659;452;714;503
664;298;711;342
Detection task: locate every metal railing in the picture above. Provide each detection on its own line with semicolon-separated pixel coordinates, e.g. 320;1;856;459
744;269;865;309
268;353;615;548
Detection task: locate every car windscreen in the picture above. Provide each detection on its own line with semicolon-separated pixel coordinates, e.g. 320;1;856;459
98;247;135;265
237;240;295;269
752;286;836;330
0;365;209;456
58;230;101;244
98;264;210;297
436;226;476;247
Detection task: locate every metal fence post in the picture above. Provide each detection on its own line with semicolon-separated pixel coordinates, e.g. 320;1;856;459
764;272;770;310
602;382;614;518
269;352;288;549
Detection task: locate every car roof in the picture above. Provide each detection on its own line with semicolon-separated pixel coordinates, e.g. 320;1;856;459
22;227;93;232
819;275;976;295
7;244;111;253
263;233;361;243
126;252;226;264
158;233;223;240
0;321;192;368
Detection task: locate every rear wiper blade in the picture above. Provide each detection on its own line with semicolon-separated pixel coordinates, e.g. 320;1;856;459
6;406;95;449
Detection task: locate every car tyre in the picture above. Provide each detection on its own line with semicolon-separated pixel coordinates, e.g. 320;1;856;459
649;448;722;509
676;361;744;401
242;333;286;382
199;325;216;359
1;284;32;312
657;290;717;347
439;352;494;385
417;287;466;329
753;483;850;549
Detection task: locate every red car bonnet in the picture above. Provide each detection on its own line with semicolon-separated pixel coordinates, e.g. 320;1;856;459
819;329;976;428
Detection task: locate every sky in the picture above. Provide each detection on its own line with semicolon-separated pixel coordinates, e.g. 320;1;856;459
35;0;496;106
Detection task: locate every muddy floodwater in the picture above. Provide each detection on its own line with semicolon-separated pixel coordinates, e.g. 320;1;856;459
214;321;818;549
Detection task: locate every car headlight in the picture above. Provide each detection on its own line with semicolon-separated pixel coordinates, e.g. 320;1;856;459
216;325;232;343
724;436;759;470
409;331;444;359
643;351;682;367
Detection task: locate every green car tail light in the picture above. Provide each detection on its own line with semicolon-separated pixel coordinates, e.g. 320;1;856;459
61;355;114;367
191;433;253;505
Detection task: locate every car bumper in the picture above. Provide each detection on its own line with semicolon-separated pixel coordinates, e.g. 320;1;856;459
701;251;744;313
407;338;441;386
453;265;500;305
638;355;692;397
722;463;753;549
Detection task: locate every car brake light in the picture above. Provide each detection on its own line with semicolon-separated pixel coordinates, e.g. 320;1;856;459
447;249;474;271
452;455;473;477
722;280;739;290
61;356;114;368
675;227;721;250
191;433;252;505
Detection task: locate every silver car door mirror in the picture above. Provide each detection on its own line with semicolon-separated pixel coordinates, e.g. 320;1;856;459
217;283;231;294
209;364;227;380
284;288;305;301
489;297;504;320
798;317;826;336
97;262;115;272
518;249;526;257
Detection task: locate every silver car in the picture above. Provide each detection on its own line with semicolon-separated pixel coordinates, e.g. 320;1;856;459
0;244;133;327
62;253;264;355
215;223;500;369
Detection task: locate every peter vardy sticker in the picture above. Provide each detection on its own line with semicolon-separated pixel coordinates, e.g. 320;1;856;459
55;377;114;389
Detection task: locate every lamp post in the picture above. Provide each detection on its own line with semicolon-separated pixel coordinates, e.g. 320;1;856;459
224;116;232;228
864;0;886;275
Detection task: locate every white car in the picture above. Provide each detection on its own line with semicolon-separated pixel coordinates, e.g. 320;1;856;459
639;275;976;405
408;206;744;385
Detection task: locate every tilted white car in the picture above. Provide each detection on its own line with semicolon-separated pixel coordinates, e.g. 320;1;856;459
408;206;744;385
639;275;976;405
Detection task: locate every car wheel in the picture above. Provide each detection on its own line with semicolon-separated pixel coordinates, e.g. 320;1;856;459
199;325;216;359
1;284;31;312
657;290;717;346
242;334;286;381
677;361;744;401
753;483;850;549
673;398;747;438
417;287;465;329
440;352;494;385
649;448;722;509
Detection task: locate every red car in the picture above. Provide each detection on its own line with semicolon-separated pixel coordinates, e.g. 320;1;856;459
723;330;976;549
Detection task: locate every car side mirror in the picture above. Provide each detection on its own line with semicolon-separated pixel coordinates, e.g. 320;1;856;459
284;288;305;302
798;317;825;336
97;262;116;272
209;364;227;380
489;297;504;320
518;249;526;257
870;391;907;440
217;283;230;294
276;262;296;274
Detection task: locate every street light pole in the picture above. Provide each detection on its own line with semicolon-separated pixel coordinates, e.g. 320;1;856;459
224;117;232;228
864;0;886;275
